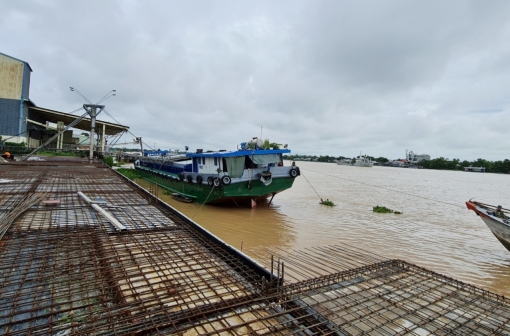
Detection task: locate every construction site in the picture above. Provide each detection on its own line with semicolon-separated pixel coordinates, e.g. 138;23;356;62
0;157;509;335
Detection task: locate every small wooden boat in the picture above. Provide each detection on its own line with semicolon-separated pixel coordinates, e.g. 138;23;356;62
172;193;193;203
466;200;510;251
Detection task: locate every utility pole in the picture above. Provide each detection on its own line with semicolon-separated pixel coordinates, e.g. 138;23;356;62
83;104;105;163
136;137;143;154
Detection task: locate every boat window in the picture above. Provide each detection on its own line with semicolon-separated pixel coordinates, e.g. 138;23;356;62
202;157;205;165
222;158;228;172
252;154;279;165
214;157;218;166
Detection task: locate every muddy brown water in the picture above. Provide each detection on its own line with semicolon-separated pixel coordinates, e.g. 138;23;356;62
137;161;510;296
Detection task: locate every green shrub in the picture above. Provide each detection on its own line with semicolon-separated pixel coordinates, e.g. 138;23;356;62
38;151;79;157
116;168;142;180
5;142;26;147
103;156;114;167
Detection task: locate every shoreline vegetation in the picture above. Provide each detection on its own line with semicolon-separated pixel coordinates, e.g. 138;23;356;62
284;155;510;174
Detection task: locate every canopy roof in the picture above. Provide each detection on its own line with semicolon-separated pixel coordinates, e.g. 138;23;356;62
29;106;129;136
186;149;291;158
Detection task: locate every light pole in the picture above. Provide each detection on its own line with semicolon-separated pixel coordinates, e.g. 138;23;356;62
70;87;115;163
82;104;105;163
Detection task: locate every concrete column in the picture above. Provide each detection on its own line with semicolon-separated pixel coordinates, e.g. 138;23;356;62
101;124;106;153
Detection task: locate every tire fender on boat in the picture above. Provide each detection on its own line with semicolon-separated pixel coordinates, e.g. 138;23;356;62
179;173;184;181
186;175;193;183
207;176;214;186
213;178;221;187
221;176;231;185
196;175;203;184
290;168;298;178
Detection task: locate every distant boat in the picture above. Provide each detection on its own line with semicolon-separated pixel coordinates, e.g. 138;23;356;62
464;166;486;172
336;155;373;167
466;201;510;251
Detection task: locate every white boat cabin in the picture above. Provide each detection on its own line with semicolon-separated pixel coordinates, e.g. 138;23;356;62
187;149;290;176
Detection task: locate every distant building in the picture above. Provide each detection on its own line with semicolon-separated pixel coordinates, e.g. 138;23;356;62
406;150;430;163
414;154;430;162
0;52;32;141
464;166;486;172
0;52;128;151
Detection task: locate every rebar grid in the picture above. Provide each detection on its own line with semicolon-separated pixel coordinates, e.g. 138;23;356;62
0;195;25;211
283;260;510;335
150;298;342;335
0;184;33;194
0;193;51;240
249;245;388;284
0;228;117;335
13;206;177;232
36;183;134;193
0;227;269;335
1;160;510;335
0;171;43;180
108;206;177;230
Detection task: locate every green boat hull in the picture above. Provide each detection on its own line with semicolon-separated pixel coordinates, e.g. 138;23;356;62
136;169;297;205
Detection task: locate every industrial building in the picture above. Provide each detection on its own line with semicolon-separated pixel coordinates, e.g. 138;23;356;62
406;150;430;163
0;52;128;152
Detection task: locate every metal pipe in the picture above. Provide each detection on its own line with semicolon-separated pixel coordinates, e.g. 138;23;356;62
77;192;126;231
90;203;126;231
77;191;93;204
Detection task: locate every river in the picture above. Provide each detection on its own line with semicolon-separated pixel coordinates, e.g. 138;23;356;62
137;161;510;296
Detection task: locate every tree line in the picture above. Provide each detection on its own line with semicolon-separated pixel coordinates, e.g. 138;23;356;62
284;154;510;174
283;154;389;163
419;158;510;174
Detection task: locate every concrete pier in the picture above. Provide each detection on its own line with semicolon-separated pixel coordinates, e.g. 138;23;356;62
0;157;509;335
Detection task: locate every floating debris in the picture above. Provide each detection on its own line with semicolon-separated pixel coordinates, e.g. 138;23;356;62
320;199;335;206
373;205;402;214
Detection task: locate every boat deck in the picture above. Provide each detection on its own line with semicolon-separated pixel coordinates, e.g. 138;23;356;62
0;157;509;335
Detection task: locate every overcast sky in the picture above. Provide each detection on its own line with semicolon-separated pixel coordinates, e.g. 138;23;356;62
2;0;510;160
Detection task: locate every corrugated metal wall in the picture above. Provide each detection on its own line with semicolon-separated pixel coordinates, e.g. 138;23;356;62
0;54;24;100
0;54;32;137
22;63;31;98
0;98;21;135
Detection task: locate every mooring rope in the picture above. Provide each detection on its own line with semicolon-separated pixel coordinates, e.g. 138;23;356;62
299;170;323;201
192;183;216;218
302;167;465;209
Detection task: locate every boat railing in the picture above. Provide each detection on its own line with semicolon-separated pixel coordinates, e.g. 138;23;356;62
473;201;510;214
137;155;188;164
